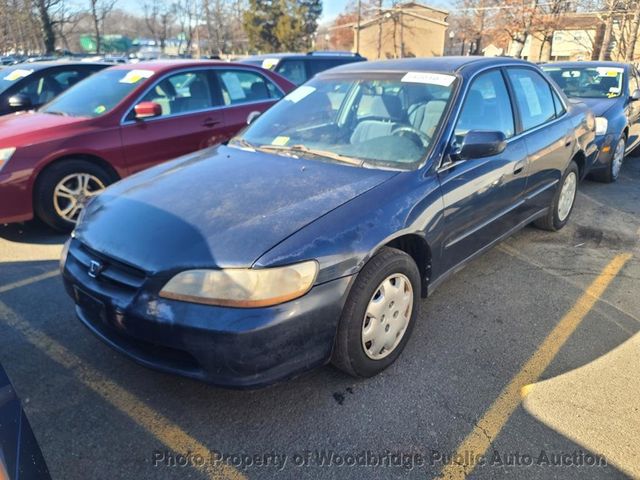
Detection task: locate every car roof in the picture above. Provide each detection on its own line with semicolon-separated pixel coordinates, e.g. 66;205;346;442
243;52;363;61
542;61;629;69
320;56;534;76
107;60;254;72
1;61;108;71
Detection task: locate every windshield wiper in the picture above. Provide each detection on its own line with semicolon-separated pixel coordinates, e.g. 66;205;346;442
44;110;69;116
256;144;364;166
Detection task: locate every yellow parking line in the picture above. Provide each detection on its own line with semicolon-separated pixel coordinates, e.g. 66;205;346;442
0;302;245;480
0;270;59;294
439;252;633;480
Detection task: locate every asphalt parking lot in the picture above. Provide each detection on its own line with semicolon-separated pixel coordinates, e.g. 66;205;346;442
1;159;639;480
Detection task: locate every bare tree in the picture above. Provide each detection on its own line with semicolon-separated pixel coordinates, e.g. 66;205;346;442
88;0;117;53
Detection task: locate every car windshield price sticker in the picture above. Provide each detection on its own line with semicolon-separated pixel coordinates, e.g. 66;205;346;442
221;73;247;100
401;72;455;86
285;85;316;103
3;69;34;81
119;70;155;84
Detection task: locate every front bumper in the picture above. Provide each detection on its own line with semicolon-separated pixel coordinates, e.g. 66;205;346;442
590;134;616;172
0;169;33;224
62;240;353;388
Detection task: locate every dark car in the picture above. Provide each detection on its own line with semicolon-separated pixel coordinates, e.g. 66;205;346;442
0;62;108;115
0;60;295;231
61;57;596;388
543;61;640;182
0;363;51;480
241;51;366;85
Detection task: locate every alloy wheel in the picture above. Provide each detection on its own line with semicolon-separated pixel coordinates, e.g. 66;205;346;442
557;171;577;222
53;173;105;223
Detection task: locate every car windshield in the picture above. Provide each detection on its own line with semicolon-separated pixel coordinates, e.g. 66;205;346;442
543;66;624;99
40;68;155;117
0;66;36;94
233;72;456;169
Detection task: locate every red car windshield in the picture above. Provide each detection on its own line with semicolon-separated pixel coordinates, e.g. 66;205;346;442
40;68;155;117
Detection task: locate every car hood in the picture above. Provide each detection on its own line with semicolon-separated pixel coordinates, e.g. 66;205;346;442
76;145;397;273
571;97;617;117
0;111;88;147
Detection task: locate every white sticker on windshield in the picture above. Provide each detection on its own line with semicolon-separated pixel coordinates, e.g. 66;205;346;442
595;67;623;77
119;69;155;84
284;85;316;103
261;58;279;70
401;72;455;86
3;69;34;81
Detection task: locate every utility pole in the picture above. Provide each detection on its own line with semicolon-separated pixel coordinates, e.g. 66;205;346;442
355;0;361;54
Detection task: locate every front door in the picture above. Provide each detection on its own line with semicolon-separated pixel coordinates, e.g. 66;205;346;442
438;69;528;273
120;69;225;174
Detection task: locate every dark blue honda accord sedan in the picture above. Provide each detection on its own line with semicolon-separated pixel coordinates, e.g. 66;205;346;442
543;61;640;182
61;57;597;387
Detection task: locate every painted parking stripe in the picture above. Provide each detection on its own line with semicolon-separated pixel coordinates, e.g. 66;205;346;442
439;253;633;480
0;301;244;479
0;269;59;294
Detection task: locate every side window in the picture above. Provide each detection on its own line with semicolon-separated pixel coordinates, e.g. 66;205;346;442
455;70;515;138
140;71;215;117
507;68;557;131
551;88;566;117
307;59;340;77
217;69;282;106
276;60;307;85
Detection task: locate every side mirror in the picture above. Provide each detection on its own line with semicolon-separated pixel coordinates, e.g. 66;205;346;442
8;93;32;111
247;111;261;125
134;101;162;119
631;89;640;101
456;130;507;160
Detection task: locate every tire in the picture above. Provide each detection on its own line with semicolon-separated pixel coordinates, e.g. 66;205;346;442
591;135;625;183
534;160;579;232
34;159;115;232
332;247;421;378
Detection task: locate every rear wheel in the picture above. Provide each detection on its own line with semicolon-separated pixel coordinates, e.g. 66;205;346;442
34;159;115;232
534;160;579;232
592;135;625;183
332;247;420;378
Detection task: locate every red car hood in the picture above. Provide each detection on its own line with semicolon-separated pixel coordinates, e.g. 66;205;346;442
0;111;91;148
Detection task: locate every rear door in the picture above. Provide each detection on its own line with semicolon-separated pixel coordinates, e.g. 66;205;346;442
438;68;528;272
120;68;225;174
213;67;285;140
505;67;573;213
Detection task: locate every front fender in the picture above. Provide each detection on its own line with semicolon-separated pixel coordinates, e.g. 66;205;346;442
254;171;445;285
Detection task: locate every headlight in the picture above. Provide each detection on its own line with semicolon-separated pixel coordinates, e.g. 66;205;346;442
59;238;71;272
159;260;318;308
595;117;608;136
0;147;16;171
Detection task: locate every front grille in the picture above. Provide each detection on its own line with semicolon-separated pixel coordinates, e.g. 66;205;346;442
68;240;146;293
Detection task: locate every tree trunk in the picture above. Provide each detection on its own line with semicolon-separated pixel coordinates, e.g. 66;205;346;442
626;10;640;61
36;0;56;54
599;13;614;61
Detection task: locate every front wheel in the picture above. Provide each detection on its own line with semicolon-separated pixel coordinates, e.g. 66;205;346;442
534;160;579;232
332;247;421;378
34;159;115;232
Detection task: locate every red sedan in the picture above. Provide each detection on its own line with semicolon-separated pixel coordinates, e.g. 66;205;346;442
0;60;295;230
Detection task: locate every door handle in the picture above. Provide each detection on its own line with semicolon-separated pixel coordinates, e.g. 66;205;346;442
202;118;220;128
513;161;526;175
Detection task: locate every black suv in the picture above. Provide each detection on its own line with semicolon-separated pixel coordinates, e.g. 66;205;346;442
241;51;366;85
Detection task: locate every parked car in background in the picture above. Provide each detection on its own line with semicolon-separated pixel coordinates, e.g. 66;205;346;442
0;362;51;480
543;61;640;182
0;60;295;231
61;57;596;388
241;51;366;85
0;62;108;116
